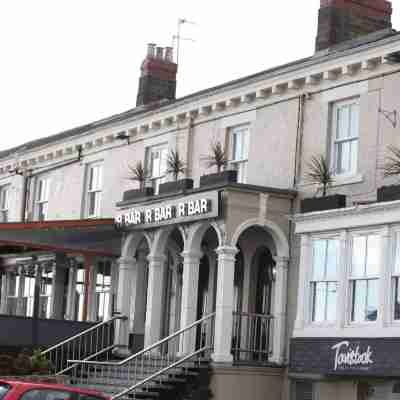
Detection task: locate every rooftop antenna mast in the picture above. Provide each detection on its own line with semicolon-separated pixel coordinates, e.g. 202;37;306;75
173;18;196;67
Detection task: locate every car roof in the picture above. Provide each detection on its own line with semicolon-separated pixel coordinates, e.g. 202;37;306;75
0;380;107;398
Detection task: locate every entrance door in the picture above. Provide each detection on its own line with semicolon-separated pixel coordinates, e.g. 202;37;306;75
196;256;210;348
253;248;275;361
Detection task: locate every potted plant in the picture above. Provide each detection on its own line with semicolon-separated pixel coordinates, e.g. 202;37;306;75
159;150;193;194
122;161;154;202
300;155;346;213
200;141;237;187
378;145;400;202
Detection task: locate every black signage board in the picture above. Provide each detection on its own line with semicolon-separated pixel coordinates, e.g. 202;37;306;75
290;338;400;377
115;190;221;230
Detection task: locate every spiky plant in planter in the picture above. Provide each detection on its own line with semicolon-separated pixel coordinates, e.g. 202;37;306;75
378;146;400;202
166;150;186;181
305;155;334;197
301;155;346;213
127;161;148;189
205;141;228;173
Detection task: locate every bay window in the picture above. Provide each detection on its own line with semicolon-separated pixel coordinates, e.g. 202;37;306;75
74;265;86;322
230;125;250;183
87;164;103;218
331;98;360;176
310;238;338;323
39;266;53;319
0;185;10;222
95;261;111;321
350;234;380;322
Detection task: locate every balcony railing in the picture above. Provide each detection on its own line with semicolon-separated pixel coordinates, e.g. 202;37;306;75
232;311;273;364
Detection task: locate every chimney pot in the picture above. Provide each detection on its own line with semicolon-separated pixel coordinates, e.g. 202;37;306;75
156;47;164;59
165;47;174;62
147;43;156;58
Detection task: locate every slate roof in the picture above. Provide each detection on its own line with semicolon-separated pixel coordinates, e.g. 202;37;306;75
1;28;399;161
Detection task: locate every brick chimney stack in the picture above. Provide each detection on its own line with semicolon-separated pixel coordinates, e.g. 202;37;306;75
315;0;393;52
136;43;178;107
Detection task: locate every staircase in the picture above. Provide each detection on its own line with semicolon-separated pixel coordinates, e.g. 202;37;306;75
66;313;215;400
75;356;211;400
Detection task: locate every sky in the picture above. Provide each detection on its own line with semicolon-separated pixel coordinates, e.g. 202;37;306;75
1;0;400;152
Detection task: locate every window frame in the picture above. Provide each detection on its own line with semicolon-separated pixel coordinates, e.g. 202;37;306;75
391;230;400;323
35;177;51;221
0;184;10;222
228;124;250;184
330;97;360;178
348;231;382;325
86;163;103;218
309;235;340;326
146;143;168;194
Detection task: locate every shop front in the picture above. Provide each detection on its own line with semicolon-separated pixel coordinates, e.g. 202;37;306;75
290;337;400;400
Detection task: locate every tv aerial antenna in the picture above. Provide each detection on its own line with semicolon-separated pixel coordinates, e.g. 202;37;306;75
173;18;196;67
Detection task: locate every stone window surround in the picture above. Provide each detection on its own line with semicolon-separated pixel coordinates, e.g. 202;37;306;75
293;200;400;338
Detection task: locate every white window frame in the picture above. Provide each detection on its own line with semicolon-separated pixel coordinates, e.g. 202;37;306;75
146;144;168;194
95;260;112;322
0;185;10;222
86;163;103;218
330;97;360;177
229;124;250;184
348;231;381;325
36;177;51;221
309;236;340;325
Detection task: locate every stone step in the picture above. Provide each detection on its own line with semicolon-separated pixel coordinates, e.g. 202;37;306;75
78;384;160;399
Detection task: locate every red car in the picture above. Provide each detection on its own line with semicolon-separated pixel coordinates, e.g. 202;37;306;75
0;381;109;400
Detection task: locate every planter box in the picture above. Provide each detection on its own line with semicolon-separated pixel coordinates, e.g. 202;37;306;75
159;179;194;195
122;187;154;202
200;170;237;187
300;194;347;213
377;185;400;202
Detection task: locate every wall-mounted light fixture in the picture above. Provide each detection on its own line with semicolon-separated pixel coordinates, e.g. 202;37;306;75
379;108;397;128
116;131;130;145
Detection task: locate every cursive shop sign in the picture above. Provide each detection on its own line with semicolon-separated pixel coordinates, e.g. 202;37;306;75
331;341;374;371
115;190;220;229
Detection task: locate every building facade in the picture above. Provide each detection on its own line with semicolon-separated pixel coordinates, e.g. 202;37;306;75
0;1;400;399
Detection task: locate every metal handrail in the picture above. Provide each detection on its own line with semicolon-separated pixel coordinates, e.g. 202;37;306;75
112;347;210;400
69;312;215;367
41;314;126;355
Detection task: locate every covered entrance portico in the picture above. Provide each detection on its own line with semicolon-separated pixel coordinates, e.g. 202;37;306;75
114;184;294;366
0;219;122;349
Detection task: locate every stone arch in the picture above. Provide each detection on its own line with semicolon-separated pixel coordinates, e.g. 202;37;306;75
231;218;289;259
150;225;187;258
121;232;152;259
185;221;223;254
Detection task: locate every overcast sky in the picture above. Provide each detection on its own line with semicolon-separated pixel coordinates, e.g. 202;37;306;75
1;0;399;152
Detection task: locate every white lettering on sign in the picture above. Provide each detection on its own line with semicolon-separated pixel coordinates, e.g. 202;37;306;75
331;341;374;371
115;198;213;228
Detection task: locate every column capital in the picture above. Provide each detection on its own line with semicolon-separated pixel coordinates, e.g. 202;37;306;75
117;257;136;266
147;254;166;265
181;250;203;263
216;246;238;260
273;256;290;266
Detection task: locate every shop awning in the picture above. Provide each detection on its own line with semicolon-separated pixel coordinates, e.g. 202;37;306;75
0;219;122;257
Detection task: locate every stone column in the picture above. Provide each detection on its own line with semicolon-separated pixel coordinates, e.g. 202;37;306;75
144;255;166;348
114;256;136;355
179;250;202;354
130;250;148;352
211;246;238;363
87;261;98;322
294;234;311;332
270;256;289;364
16;266;26;316
0;272;9;314
380;226;391;328
65;262;77;320
51;255;67;320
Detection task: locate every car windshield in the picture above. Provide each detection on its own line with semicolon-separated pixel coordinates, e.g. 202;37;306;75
0;383;10;400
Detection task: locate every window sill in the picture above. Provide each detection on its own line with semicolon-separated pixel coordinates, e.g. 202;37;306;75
332;173;364;187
